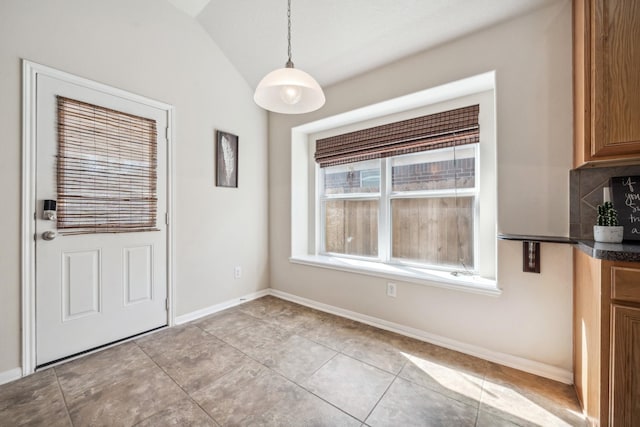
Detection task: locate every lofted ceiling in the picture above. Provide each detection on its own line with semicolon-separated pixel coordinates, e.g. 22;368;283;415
168;0;560;89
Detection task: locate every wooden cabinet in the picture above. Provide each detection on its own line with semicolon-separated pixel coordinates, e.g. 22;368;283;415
573;0;640;167
610;305;640;426
609;266;640;427
574;249;609;426
573;250;640;426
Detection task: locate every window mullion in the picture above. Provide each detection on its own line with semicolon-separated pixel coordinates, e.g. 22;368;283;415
472;144;480;271
317;164;324;254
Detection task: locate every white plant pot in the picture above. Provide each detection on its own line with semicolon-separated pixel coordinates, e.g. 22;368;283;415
593;225;624;243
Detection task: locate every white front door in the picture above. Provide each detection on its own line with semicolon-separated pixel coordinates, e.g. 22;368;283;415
35;74;168;366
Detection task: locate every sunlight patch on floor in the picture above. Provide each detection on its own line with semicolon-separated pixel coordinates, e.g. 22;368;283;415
400;352;482;401
402;351;585;426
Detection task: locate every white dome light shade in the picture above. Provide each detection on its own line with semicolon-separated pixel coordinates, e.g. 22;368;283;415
254;67;325;114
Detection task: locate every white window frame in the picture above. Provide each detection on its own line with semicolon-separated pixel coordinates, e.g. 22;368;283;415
318;159;382;261
289;72;499;296
318;146;479;273
387;146;480;272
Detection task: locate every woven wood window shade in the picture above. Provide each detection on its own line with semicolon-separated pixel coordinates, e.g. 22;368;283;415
315;104;479;167
57;96;158;234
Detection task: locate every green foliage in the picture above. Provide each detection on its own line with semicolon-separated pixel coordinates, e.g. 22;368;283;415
596;201;619;226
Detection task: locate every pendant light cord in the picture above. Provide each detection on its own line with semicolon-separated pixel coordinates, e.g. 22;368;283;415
286;0;294;68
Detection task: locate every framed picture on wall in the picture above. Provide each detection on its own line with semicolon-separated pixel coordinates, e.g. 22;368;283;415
216;130;238;188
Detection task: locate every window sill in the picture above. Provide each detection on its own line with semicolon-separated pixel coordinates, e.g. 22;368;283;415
289;255;501;297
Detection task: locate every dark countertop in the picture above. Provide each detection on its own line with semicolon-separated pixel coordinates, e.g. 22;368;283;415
573;240;640;263
497;233;640;263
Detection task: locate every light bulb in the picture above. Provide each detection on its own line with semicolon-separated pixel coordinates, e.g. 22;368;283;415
279;85;302;105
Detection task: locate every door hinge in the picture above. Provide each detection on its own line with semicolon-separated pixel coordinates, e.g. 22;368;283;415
165;212;169;225
165;299;169;310
165;127;170;140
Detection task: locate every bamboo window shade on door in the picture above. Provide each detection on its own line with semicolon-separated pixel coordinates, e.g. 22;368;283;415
56;96;158;234
314;104;479;167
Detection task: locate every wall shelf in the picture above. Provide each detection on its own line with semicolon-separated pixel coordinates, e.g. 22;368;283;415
498;234;575;273
498;234;575;244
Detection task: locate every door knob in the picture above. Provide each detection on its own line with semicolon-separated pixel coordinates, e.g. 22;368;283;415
42;231;57;241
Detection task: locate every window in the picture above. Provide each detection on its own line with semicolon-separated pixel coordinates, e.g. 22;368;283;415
315;104;480;273
321;160;380;257
320;145;477;272
390;146;476;270
290;77;497;293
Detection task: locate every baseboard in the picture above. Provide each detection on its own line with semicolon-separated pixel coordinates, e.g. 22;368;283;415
6;290;270;382
0;367;22;386
8;287;571;385
269;289;573;385
174;289;270;325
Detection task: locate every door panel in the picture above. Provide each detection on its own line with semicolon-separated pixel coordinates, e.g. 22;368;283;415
62;250;101;320
124;245;153;305
35;74;168;365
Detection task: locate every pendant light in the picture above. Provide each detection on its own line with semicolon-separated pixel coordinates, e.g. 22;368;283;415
254;0;325;114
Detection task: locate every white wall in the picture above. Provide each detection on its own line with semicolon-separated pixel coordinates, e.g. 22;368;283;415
0;0;268;374
269;1;573;375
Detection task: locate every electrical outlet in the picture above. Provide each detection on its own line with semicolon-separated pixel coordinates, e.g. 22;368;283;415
234;266;242;279
386;282;397;297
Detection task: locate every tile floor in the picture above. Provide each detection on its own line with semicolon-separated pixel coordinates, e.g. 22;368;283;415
0;295;586;426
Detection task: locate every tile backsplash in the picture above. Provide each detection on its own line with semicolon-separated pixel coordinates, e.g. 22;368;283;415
570;164;640;239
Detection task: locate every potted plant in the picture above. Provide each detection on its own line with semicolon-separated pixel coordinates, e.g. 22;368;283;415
593;201;624;243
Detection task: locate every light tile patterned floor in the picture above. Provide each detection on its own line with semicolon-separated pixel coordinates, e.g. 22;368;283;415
0;295;586;426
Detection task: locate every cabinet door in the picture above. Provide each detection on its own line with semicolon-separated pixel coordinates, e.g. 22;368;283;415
591;0;640;159
610;305;640;426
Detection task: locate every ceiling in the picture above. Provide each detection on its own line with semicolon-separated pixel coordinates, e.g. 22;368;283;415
168;0;559;89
